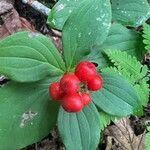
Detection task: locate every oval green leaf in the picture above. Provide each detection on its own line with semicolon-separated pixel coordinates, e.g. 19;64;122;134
58;103;100;150
0;77;59;150
0;31;65;82
92;71;141;116
47;0;79;30
62;0;112;69
84;23;144;68
112;0;150;27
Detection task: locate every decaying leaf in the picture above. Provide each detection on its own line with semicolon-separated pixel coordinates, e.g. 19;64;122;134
0;1;35;39
105;118;145;150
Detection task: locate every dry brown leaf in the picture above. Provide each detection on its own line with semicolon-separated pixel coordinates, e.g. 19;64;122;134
105;118;146;150
0;1;35;39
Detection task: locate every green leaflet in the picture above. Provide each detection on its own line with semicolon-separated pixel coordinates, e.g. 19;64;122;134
105;50;148;81
0;77;60;150
112;0;150;27
143;23;150;52
84;23;144;68
105;50;149;107
0;31;65;82
92;71;142;116
146;127;150;150
48;0;150;29
47;0;79;30
58;103;100;150
99;111;119;130
62;0;112;70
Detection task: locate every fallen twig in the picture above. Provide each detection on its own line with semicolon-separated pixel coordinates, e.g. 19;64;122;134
21;0;51;16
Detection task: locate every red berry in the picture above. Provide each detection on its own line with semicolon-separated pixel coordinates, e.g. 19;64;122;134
62;94;83;112
49;82;63;101
87;74;103;91
60;73;80;94
81;93;92;106
75;61;97;82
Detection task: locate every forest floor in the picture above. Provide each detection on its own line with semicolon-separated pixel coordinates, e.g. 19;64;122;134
0;0;150;150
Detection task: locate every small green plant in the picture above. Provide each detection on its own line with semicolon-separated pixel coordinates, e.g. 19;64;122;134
0;0;150;149
146;126;150;150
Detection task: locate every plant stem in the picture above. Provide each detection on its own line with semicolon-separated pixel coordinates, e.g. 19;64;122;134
21;0;51;16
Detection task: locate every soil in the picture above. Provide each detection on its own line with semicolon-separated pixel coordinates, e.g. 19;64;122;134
0;0;150;150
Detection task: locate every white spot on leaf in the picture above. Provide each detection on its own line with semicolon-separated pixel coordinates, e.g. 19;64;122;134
20;110;38;128
28;32;40;38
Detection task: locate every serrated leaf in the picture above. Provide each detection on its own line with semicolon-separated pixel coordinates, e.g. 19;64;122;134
58;103;100;150
0;31;65;82
47;0;79;30
84;23;144;68
112;0;150;27
146;133;150;150
99;111;119;130
105;50;148;80
92;71;142;116
62;0;112;69
0;77;59;150
146;127;150;150
105;50;149;107
143;23;150;52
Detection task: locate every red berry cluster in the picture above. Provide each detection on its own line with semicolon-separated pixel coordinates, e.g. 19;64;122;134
49;61;103;113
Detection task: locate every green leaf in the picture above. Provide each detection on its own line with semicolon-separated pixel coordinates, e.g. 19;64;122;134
0;77;60;150
84;23;144;68
92;71;142;116
105;50;148;81
143;23;150;52
101;23;145;59
47;0;79;30
58;103;100;150
146;127;150;150
112;0;150;27
105;50;149;107
82;45;109;69
99;111;119;130
62;0;112;69
0;31;65;82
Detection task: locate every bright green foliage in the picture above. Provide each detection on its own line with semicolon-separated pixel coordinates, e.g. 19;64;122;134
47;0;79;30
143;23;150;52
101;24;145;59
112;0;150;27
146;127;150;150
105;50;148;81
0;77;59;150
92;71;141;116
0;31;65;82
84;23;144;69
58;103;100;150
99;111;118;130
62;0;112;70
105;50;149;107
0;0;149;149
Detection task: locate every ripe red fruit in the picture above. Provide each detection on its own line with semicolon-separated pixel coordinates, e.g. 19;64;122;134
81;93;92;106
62;94;83;112
49;82;63;101
87;74;103;91
75;61;97;82
60;73;80;94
